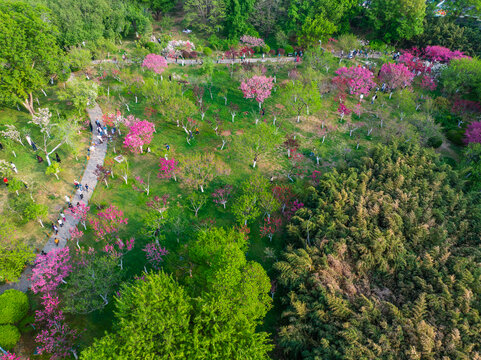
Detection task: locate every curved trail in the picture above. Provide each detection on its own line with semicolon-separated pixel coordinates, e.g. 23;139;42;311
0;105;107;295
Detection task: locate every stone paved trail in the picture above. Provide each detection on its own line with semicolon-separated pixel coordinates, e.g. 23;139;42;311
0;104;107;295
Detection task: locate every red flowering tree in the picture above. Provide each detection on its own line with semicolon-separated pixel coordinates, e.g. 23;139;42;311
142;54;168;74
465;121;481;144
240;75;274;109
143;242;168;270
333;66;376;96
212;185;233;209
89;205;128;242
158;158;180;181
103;238;135;270
420;75;437;91
260;216;282;242
124;120;155;153
30;248;72;295
1;353;24;360
379;63;414;91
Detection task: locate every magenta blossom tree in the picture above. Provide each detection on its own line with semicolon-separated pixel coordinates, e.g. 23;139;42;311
260;216;282;242
65;203;90;230
69;227;84;249
147;194;170;219
103;238;135;270
89;205;128;242
379;63;414;92
465;121;481;144
333;66;376;96
124;120;155;153
34;293;78;360
420;75;437;91
240;35;265;48
212;185;233;209
424;46;468;62
1;353;25;360
158;158;180;181
142;54;168;74
240;75;274;109
30;248;72;295
143;242;169;270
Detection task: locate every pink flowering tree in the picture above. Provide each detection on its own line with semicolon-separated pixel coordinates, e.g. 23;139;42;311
260;216;282;242
158;158;180;181
69;227;84;249
34;293;78;360
212;185;233;209
0;353;24;360
333;66;376;96
30;248;72;295
240;35;265;48
147;195;170;219
420;75;437;91
103;238;135;270
143;242;169;270
240;75;274;109
465;122;481;144
424;46;468;62
272;185;294;213
142;54;168;74
65;203;90;230
89;205;128;242
124;120;155;153
337;103;352;121
132;174;151;195
379;63;414;94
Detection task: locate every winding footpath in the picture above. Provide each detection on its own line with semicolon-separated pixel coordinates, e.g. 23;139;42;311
0;104;107;295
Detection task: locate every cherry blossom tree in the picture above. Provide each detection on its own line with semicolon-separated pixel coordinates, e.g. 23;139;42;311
212;185;233;209
142;54;168;74
179;153;224;192
260;216;282;242
158;158;180;181
424;46;468;62
89;205;128;242
240;35;265;48
147;195;170;219
124;120;155;153
65;203;90;230
0;352;24;360
379;63;414;94
132;174;151;195
30;248;72;295
143;242;168;270
272;185;294;213
34;293;78;360
240;75;274;109
94;164;112;187
69;227;84;249
187;192;207;217
0;125;24;147
465;121;481;144
337;103;352;121
420;75;437;91
103;238;135;270
332;66;376;96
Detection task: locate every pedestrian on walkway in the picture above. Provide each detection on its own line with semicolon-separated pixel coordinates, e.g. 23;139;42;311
10;162;17;173
89;122;93;132
53;224;58;235
60;213;66;222
85;184;89;192
65;195;71;204
3;177;8;186
55;152;61;163
54;238;59;247
80;193;84;200
58;218;63;227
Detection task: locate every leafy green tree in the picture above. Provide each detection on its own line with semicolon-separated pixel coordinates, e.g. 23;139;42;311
275;142;481;359
45;162;63;180
0;1;63;115
135;0;176;20
62;251;123;314
444;0;481;17
81;228;273;359
299;15;337;47
440;57;481;101
24;202;48;228
0;220;35;282
223;0;256;38
57;78;98;115
366;0;426;43
184;0;226;34
66;47;93;72
232;193;261;225
463;143;481;190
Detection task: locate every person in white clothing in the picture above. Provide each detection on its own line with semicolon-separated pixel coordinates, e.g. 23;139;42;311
25;135;32;146
10;162;17;173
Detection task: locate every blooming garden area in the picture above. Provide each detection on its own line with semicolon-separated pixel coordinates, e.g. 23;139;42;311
2;0;481;359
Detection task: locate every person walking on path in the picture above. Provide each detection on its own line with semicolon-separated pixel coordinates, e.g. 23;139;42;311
55;152;61;163
84;184;89;192
53;224;58;235
58;218;64;228
54;238;59;247
65;195;71;204
2;177;7;186
60;213;66;222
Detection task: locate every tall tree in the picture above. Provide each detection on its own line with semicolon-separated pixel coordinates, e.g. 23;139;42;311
184;0;226;33
0;1;63;115
223;0;256;38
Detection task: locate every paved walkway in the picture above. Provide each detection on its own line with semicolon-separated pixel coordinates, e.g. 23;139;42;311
0;104;107;295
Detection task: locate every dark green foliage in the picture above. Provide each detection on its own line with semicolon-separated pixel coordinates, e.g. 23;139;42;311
446;129;465;146
463;143;481;190
0;325;21;350
276;143;481;359
0;289;29;325
427;135;443;148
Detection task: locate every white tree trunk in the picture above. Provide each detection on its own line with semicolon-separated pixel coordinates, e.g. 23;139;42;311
38;219;44;227
200;184;204;192
252;160;257;168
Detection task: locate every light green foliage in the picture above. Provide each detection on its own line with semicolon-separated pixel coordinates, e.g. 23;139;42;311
0;1;63;114
0;289;29;324
24;202;48;226
62;252;123;314
299;15;337;47
81;228;272;359
276;143;481;359
135;0;176;20
223;0;256;38
57;78;98;115
45;162;63;180
0;325;21;350
366;0;426;43
441;57;481;101
232;175;271;225
67;47;93;72
0;220;35;282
